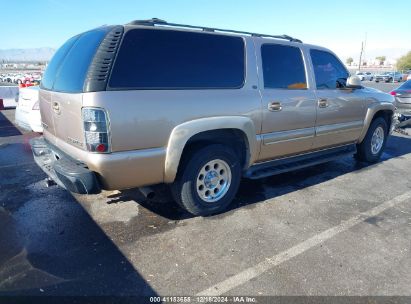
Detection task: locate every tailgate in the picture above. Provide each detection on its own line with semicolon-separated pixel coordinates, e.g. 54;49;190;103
40;89;85;150
38;26;120;151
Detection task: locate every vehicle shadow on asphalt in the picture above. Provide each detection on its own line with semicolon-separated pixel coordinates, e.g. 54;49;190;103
0;148;158;297
123;133;411;220
0;111;22;138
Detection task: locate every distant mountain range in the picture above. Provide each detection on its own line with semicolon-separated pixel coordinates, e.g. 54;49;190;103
0;47;55;62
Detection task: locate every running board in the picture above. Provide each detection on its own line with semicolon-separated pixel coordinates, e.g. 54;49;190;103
244;144;357;179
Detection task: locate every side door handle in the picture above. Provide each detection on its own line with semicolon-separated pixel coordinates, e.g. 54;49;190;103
268;101;282;112
318;98;329;108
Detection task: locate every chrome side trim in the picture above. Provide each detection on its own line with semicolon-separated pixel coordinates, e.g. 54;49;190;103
262;127;315;145
316;120;363;136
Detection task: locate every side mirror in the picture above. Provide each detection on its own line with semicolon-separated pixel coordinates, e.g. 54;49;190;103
346;76;362;89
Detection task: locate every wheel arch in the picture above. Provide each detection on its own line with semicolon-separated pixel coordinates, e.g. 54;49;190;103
358;103;395;143
164;116;259;183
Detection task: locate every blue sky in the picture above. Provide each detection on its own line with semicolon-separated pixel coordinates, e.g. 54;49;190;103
1;0;410;61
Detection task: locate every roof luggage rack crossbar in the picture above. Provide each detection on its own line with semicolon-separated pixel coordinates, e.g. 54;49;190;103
127;18;302;43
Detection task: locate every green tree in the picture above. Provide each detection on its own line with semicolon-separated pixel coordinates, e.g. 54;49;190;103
346;57;353;66
396;51;411;71
375;56;386;65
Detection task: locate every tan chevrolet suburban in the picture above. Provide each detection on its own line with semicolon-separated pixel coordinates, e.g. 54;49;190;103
30;18;395;215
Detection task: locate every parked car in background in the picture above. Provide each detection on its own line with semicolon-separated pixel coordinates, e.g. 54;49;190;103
375;72;403;83
390;80;411;115
14;74;27;85
15;86;42;132
356;71;374;81
0;74;8;82
0;85;19;108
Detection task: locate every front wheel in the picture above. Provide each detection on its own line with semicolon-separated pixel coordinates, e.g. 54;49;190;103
356;117;388;163
171;144;241;216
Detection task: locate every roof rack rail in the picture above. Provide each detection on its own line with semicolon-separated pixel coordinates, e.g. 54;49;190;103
127;18;302;43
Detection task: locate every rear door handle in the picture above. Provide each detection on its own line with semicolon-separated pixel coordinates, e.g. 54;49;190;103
318;98;329;108
268;101;282;112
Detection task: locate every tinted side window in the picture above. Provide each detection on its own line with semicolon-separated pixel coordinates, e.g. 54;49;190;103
109;29;245;89
261;44;307;89
310;49;349;89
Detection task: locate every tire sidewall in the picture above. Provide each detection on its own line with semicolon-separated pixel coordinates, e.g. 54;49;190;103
176;145;241;216
362;117;388;162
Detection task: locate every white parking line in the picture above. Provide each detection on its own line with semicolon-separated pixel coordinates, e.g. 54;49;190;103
196;191;411;296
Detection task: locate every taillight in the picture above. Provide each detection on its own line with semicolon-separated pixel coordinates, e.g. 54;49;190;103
390;91;397;96
82;108;110;153
32;101;39;110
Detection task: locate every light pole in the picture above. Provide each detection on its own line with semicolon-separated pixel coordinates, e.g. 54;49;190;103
358;42;364;72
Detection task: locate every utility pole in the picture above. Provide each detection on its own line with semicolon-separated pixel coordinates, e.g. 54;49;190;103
358;33;367;72
358;41;364;71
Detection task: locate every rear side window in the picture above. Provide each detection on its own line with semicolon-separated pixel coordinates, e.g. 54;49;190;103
109;29;245;89
261;44;307;89
41;28;108;93
310;49;349;89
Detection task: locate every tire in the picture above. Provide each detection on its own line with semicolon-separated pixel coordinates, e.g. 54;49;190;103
171;144;241;216
17;79;22;84
356;117;388;163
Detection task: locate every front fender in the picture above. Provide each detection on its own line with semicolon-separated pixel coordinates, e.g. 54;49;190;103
358;101;395;142
164;116;258;183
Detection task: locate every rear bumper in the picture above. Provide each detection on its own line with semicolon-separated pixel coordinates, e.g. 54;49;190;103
30;137;100;194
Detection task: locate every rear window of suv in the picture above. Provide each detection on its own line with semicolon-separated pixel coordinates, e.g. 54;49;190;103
41;28;108;93
109;29;245;89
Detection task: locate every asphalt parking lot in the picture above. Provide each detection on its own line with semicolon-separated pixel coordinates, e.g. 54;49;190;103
0;81;410;300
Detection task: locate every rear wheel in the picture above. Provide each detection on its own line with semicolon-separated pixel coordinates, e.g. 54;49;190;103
171;144;241;216
356;117;387;163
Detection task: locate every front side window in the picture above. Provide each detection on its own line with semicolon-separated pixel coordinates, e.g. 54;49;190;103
310;49;349;89
109;29;245;89
261;44;307;89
